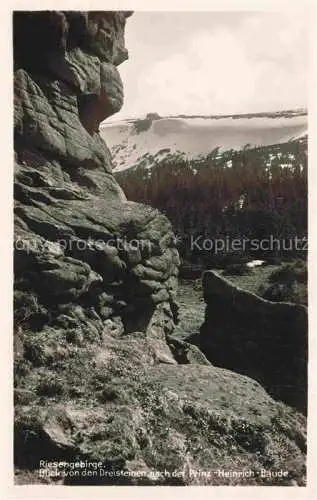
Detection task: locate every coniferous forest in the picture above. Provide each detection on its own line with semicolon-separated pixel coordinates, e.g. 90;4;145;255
116;137;308;267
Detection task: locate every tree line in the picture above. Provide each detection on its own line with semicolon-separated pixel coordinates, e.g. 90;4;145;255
115;138;307;266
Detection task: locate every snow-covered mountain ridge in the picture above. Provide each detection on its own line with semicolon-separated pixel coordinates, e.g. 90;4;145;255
100;109;308;172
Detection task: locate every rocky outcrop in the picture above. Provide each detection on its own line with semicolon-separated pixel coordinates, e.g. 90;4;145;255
14;11;307;485
15;334;307;485
200;271;308;413
14;11;179;341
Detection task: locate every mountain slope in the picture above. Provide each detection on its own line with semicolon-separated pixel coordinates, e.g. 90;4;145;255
100;110;307;172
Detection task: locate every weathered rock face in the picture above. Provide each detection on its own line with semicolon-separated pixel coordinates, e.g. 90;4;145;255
200;271;308;414
14;11;179;340
14;11;307;485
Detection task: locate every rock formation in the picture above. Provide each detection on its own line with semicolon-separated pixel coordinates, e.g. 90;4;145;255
200;271;308;414
14;10;179;347
14;11;307;485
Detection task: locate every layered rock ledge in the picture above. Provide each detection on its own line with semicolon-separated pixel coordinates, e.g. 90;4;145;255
200;271;308;414
14;11;307;485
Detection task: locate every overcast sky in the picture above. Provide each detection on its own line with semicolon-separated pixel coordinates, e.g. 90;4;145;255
110;10;308;120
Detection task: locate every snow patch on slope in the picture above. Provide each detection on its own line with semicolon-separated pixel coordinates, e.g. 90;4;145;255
100;113;307;172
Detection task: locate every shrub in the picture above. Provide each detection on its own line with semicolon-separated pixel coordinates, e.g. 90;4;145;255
258;260;307;305
260;282;296;303
14;291;49;330
223;263;253;277
36;373;66;397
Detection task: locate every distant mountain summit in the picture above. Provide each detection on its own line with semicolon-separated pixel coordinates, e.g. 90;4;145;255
100;109;308;172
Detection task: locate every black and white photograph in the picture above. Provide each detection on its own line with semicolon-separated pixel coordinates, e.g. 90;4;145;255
11;4;311;492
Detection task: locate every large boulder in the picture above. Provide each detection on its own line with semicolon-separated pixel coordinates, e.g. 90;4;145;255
15;332;306;486
200;271;308;414
14;11;307;485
